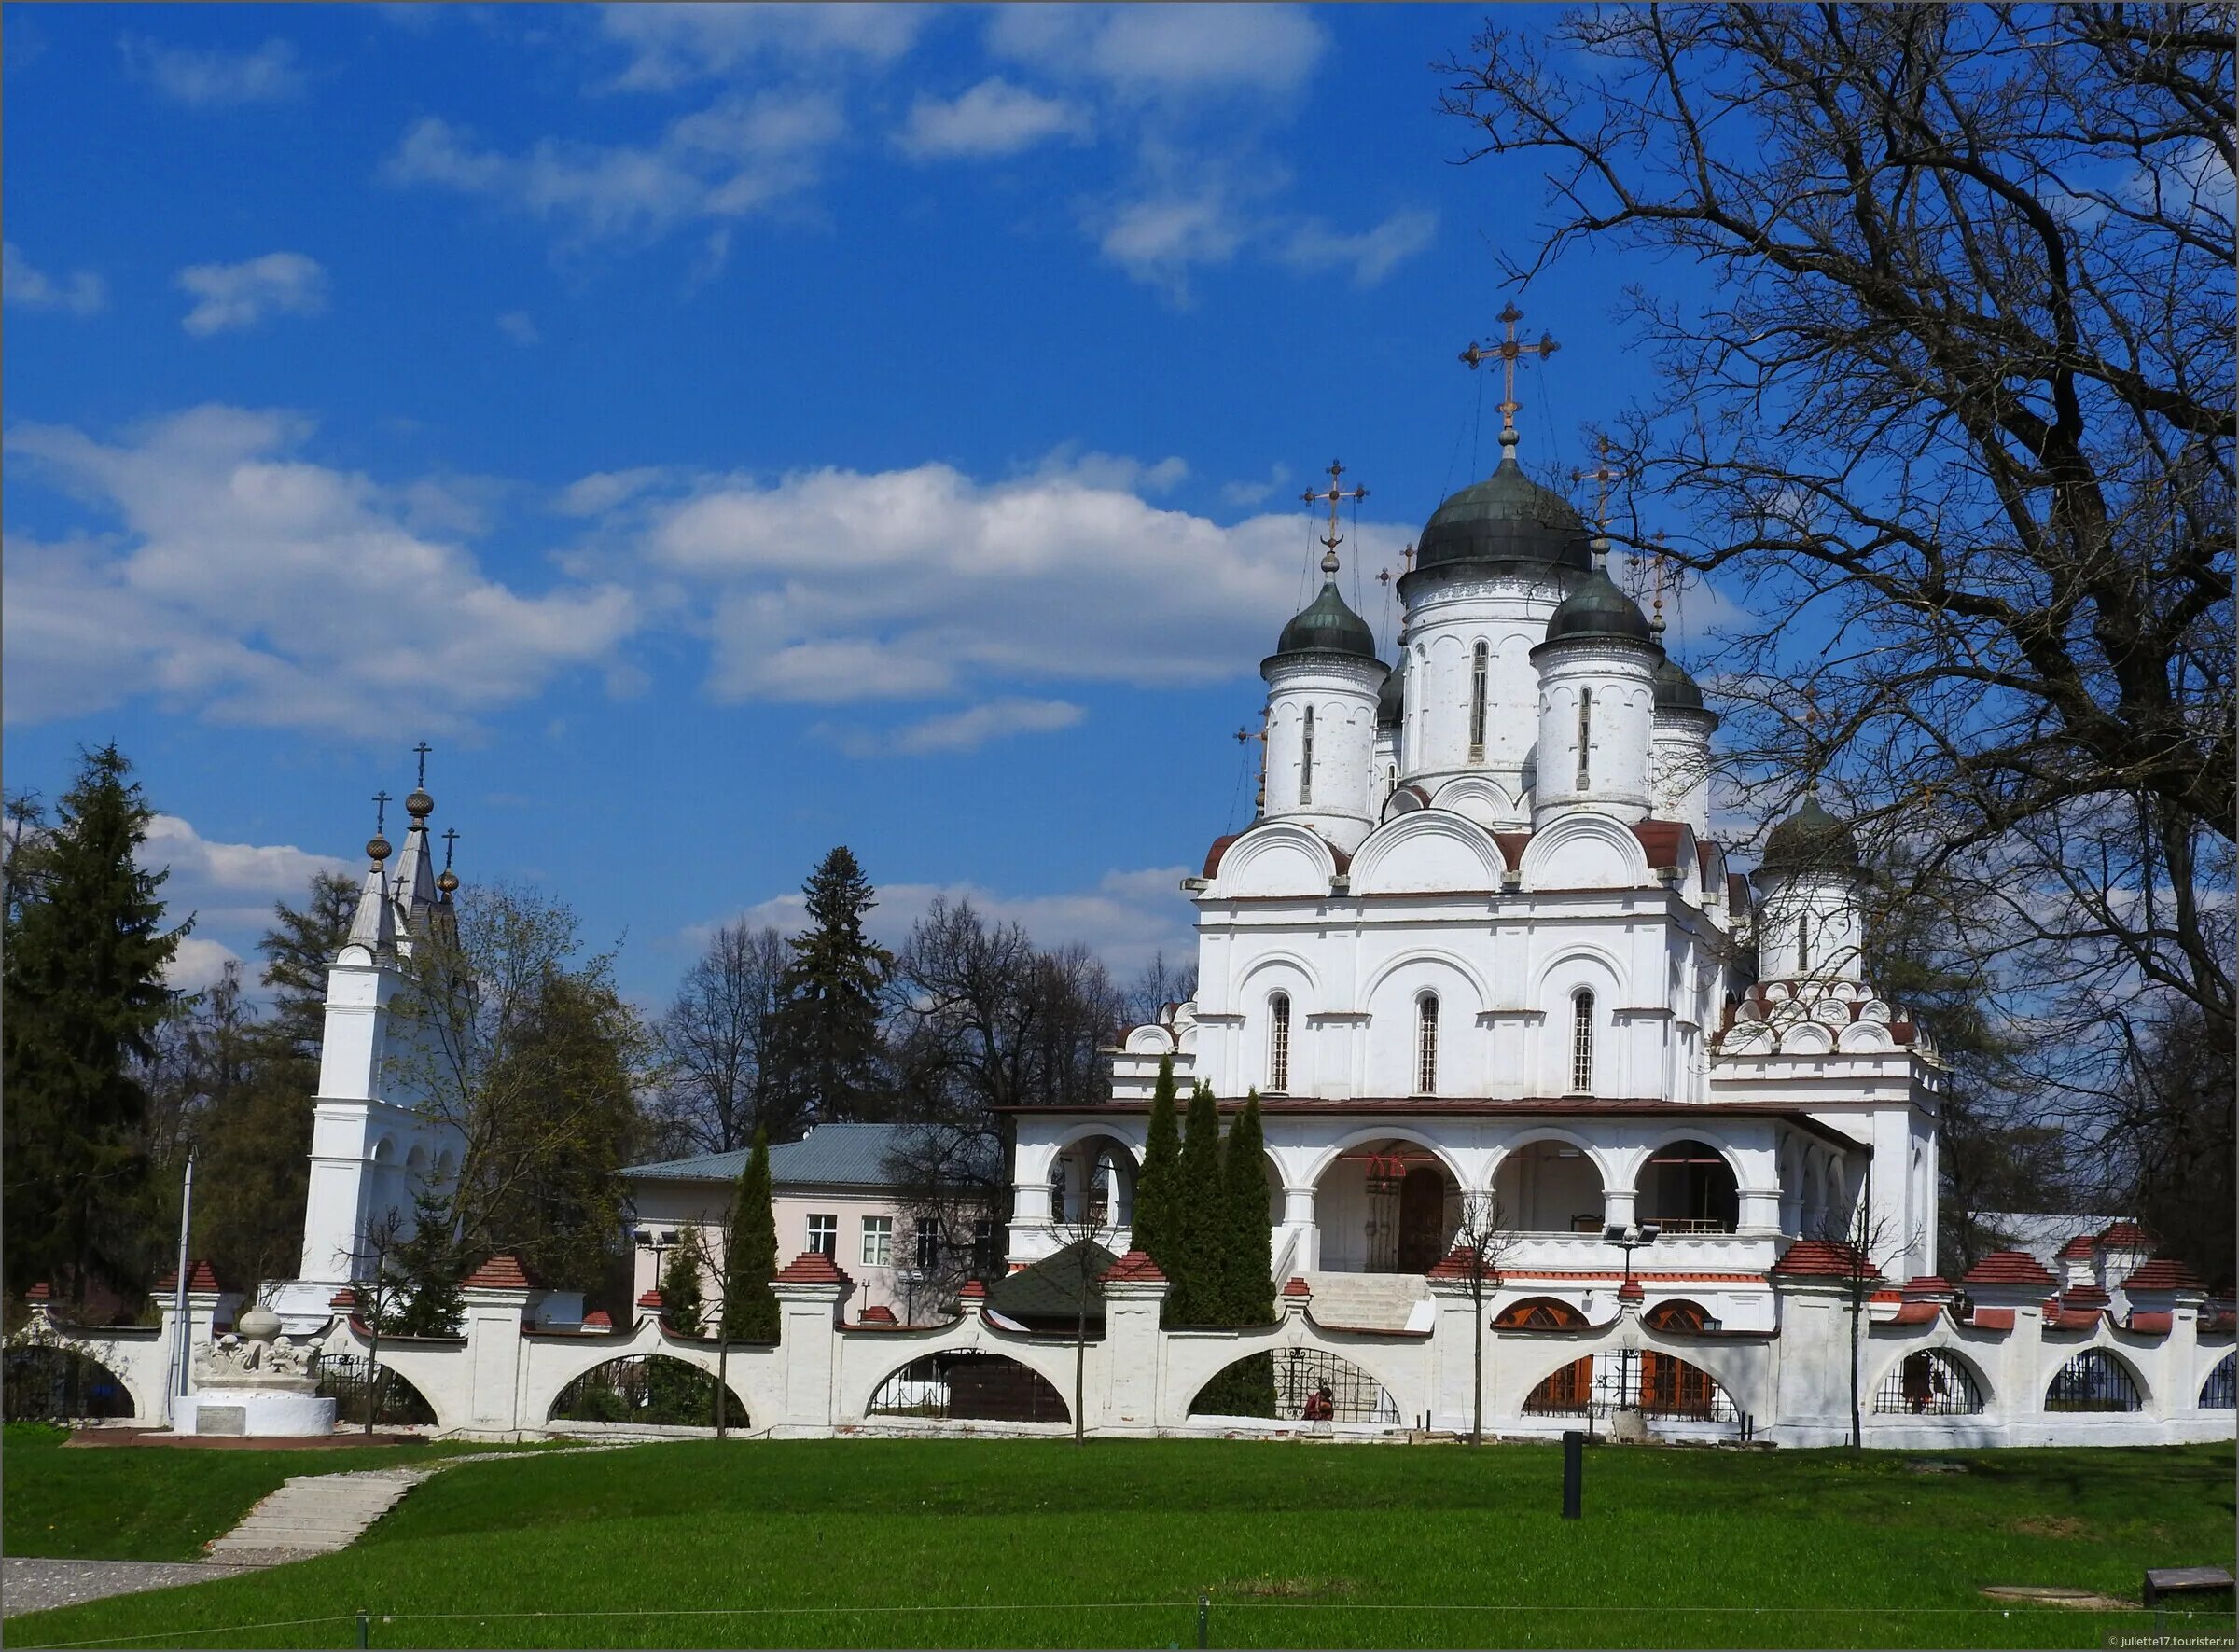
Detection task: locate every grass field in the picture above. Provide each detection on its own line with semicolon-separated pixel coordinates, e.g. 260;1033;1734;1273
7;1437;2233;1649
0;1423;529;1563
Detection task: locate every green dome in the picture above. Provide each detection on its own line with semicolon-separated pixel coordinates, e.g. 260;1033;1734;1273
1409;456;1594;577
1375;663;1404;728
1652;650;1707;713
1758;795;1862;876
1542;567;1655;646
1272;580;1378;662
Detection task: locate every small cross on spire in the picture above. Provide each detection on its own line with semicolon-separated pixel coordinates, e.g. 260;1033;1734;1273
1460;303;1560;465
441;827;459;870
372;791;391;837
1301;459;1369;576
412;742;433;788
1572;434;1624;538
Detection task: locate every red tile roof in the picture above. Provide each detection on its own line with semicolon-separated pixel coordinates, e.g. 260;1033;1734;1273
582;1310;613;1329
773;1250;852;1286
2041;1306;2102;1331
1203;833;1241;878
2126;1310;2175;1335
1887;1302;1942;1326
958;1278;987;1300
1770;1240;1878;1280
329;1288;358;1310
1426;1245;1500;1281
636;1288;664;1309
1901;1275;1955;1297
1969;1307;2016;1330
1099;1250;1166;1284
1493;831;1534;869
25;1282;51;1303
462;1254;536;1290
2058;1233;2099;1260
1281;1276;1313;1298
1962;1250;2056;1287
2121;1256;2205;1292
156;1260;223;1293
2097;1220;2151;1248
857;1305;898;1324
2060;1284;2111;1310
1616;1277;1645;1301
1632;820;1687;870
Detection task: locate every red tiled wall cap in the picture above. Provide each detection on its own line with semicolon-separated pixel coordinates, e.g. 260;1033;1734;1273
958;1278;988;1300
1770;1240;1878;1279
1100;1251;1166;1284
636;1288;664;1309
774;1250;853;1286
1960;1250;2056;1287
1281;1276;1313;1298
2121;1256;2205;1292
462;1254;537;1290
25;1282;52;1303
156;1260;223;1293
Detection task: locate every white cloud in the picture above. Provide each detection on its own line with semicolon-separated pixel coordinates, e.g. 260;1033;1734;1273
1221;461;1293;507
119;35;305;106
162;936;246;996
555;466;677;518
897;76;1090;161
175;252;327;336
3;405;638;736
1018;445;1188;494
988;5;1326;99
4;243;106;314
1097;189;1248;295
596;3;925;90
140;812;352;928
1277;208;1438;287
825;697;1087;758
383;93;844;243
496;310;540;346
716;864;1197;977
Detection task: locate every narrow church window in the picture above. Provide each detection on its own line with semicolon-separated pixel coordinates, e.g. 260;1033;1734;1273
1269;993;1291;1092
1049;1162;1067;1225
1416;994;1439;1095
1300;706;1315;805
1469;641;1489;759
1796;914;1811;972
1384;764;1398;802
1571;990;1595;1093
1576;689;1593;787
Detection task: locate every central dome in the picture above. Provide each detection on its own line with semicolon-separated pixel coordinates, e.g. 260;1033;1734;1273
1272;579;1379;661
1410;456;1594;576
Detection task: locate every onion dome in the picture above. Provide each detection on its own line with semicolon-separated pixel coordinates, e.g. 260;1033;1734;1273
1375;663;1405;728
437;869;460;895
366;835;392;864
406;788;435;819
1542;566;1655;646
1411;456;1595;577
1652;650;1707;713
1758;795;1862;875
1272;579;1378;661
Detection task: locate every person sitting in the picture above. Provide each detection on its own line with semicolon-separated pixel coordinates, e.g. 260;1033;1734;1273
1302;1383;1335;1422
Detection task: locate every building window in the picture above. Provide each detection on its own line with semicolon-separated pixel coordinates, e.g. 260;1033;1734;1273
1300;706;1315;805
1797;914;1811;972
1571;990;1595;1093
1469;641;1489;758
913;1220;939;1271
807;1214;837;1258
1416;993;1439;1095
1049;1162;1068;1224
971;1218;996;1275
860;1215;893;1268
1384;764;1398;802
1577;688;1593;787
1269;993;1292;1092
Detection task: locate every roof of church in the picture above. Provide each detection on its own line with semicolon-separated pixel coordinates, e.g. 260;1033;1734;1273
1541;565;1655;646
1409;457;1594;578
623;1123;998;1188
1001;1096;1869;1149
1270;579;1379;663
1652;649;1708;713
1757;796;1863;877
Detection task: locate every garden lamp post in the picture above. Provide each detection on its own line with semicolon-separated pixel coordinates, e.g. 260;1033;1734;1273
1602;1221;1661;1406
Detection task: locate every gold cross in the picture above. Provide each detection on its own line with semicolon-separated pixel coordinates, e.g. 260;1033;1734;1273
1572;434;1623;536
1300;459;1369;575
1460;303;1560;454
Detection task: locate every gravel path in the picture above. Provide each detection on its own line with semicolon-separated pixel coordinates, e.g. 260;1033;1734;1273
3;1556;264;1617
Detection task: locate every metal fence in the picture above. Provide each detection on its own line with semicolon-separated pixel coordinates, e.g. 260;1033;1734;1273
2;1345;135;1423
316;1353;437;1427
1873;1349;1984;1416
1270;1347;1401;1423
868;1353;1069;1423
2044;1350;2142;1412
2202;1353;2236;1410
1523;1351;1740;1423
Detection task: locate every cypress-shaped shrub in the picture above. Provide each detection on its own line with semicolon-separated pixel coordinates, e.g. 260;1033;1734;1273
721;1129;782;1342
660;1234;705;1336
1169;1081;1224;1324
1195;1090;1277;1417
1133;1056;1181;1265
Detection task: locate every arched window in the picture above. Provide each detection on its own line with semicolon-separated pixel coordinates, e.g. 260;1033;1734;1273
1797;913;1811;972
1576;688;1593;787
1469;641;1489;758
1300;706;1314;805
1415;994;1439;1095
1384;764;1398;802
1268;993;1291;1093
1570;990;1595;1093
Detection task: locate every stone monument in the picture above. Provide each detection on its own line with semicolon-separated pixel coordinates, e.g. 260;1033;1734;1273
174;1301;337;1437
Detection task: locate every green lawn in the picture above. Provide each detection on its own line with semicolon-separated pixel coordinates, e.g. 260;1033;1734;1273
0;1423;529;1563
7;1437;2232;1649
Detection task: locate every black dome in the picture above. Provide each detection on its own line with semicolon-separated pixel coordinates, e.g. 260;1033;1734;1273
1376;663;1404;727
1271;580;1379;662
1652;650;1707;713
1758;795;1862;876
1542;567;1655;646
1409;456;1594;577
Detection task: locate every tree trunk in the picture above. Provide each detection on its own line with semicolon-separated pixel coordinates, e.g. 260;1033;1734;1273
1074;1290;1088;1445
364;1325;380;1435
1847;1284;1863;1452
1471;1280;1485;1445
716;1335;730;1440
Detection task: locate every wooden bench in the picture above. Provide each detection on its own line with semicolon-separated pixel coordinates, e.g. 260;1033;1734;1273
2144;1565;2234;1632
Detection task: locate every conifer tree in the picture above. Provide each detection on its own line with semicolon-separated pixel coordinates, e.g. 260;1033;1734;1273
776;848;893;1124
660;1233;706;1336
1131;1056;1181;1265
720;1129;781;1342
2;744;186;1301
1222;1090;1275;1326
390;1190;466;1338
1169;1081;1224;1324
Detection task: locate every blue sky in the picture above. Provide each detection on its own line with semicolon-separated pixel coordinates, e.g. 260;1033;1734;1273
4;3;1705;1008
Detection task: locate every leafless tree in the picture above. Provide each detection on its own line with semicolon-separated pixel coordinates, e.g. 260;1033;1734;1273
1443;5;2233;1245
1812;1174;1913;1452
1121;951;1199;1032
343;1209;410;1436
1048;1201;1118;1446
652;922;793;1156
1451;1192;1523;1446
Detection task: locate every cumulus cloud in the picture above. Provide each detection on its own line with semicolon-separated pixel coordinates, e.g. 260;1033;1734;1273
1092;170;1432;301
897;77;1090;161
140;812;351;928
162;936;246;996
988;5;1326;100
595;3;925;90
1277;208;1439;287
383;92;844;243
713;863;1197;977
176;252;327;336
3;405;638;735
824;697;1087;758
496;310;540;345
4;243;106;314
119;35;305;106
1221;461;1293;507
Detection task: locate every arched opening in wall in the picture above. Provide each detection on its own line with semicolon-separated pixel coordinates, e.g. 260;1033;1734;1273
1523;1350;1740;1424
1492;1143;1606;1235
1;1346;136;1422
316;1355;438;1428
1046;1134;1137;1232
549;1355;747;1427
1569;990;1595;1095
1493;1296;1588;1330
1872;1349;1985;1416
1193;1348;1399;1423
2200;1353;2235;1409
2045;1349;2143;1413
868;1353;1068;1423
1637;1139;1739;1233
1643;1298;1712;1333
1313;1141;1457;1275
1267;992;1291;1093
1414;993;1439;1095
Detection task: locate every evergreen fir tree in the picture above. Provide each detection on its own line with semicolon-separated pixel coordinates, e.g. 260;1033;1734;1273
1196;1090;1279;1416
1132;1056;1181;1266
2;744;186;1302
257;871;359;1062
391;1191;466;1337
1169;1081;1224;1324
660;1233;706;1336
720;1129;781;1342
775;848;893;1124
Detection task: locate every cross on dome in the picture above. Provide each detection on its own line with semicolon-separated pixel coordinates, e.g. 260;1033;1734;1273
1459;302;1560;463
1573;434;1624;540
1301;459;1369;576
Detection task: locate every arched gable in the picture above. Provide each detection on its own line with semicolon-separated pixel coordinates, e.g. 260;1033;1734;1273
1207;821;1338;900
1360;947;1493;1014
1237;950;1324;1005
1349;811;1508;896
1302;1125;1470;1191
1429;775;1520;830
1123;1022;1175;1055
1518;812;1652;891
1610;1129;1748;1197
1487;1126;1621;1192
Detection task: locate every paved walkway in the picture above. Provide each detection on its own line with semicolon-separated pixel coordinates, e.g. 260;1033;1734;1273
203;1465;434;1564
3;1558;263;1617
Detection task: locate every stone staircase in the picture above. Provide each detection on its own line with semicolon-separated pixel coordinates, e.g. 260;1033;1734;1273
1302;1271;1433;1333
204;1466;431;1565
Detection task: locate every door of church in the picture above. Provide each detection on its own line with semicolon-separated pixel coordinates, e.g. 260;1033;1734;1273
1398;1168;1446;1273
